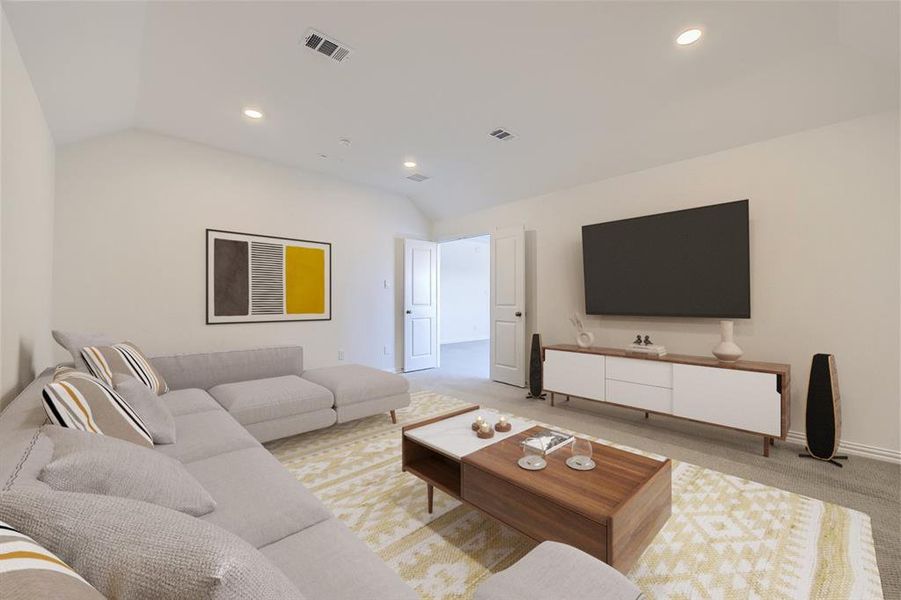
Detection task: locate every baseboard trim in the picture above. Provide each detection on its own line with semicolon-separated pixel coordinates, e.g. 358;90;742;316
786;430;900;464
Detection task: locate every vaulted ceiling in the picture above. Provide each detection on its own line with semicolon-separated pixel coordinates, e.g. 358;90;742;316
5;1;898;220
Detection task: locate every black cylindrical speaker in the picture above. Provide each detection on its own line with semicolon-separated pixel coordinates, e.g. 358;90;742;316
802;354;845;465
527;333;545;399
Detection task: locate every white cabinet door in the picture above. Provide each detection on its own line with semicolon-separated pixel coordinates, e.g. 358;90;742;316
672;364;781;436
543;350;605;401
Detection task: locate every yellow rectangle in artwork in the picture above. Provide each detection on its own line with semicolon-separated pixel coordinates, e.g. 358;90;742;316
285;246;326;314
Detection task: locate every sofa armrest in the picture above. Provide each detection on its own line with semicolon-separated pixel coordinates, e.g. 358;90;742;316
151;346;304;391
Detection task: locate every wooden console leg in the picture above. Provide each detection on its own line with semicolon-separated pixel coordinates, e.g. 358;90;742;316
389;410;397;424
763;436;770;457
550;392;555;407
427;484;434;514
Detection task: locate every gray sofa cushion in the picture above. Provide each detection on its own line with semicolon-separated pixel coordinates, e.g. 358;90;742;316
208;375;334;426
474;541;644;600
151;347;303;392
113;374;176;444
51;330;117;373
160;388;222;416
301;365;409;407
188;447;331;547
39;426;215;516
260;517;417;600
247;408;337;443
154;410;258;464
0;488;305;600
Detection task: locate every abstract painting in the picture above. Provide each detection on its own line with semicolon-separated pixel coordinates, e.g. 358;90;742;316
206;229;331;323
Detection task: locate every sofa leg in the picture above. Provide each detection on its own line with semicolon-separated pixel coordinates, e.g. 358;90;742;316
427;484;434;514
390;410;397;424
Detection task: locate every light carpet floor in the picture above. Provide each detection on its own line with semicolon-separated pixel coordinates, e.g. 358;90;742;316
268;391;883;600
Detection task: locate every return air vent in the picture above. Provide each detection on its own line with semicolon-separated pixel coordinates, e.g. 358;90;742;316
303;29;352;63
489;127;516;141
406;173;430;182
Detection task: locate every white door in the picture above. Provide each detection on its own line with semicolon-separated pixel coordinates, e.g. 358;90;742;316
403;239;439;372
490;226;526;386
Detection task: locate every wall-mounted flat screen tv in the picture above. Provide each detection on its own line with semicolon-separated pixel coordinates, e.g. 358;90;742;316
581;199;750;318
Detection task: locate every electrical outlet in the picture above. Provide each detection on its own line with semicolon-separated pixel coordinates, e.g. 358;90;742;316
338;349;345;361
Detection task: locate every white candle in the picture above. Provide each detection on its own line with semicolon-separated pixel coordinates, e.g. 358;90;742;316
499;416;507;424
479;422;490;433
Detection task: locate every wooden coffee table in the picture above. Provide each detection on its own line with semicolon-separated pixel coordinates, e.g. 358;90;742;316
401;405;671;573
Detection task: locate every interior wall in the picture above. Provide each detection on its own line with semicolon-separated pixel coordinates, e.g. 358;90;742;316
434;111;900;454
1;10;56;408
53;130;429;373
439;236;490;344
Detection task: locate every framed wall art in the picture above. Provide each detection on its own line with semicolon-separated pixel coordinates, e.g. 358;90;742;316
206;229;331;324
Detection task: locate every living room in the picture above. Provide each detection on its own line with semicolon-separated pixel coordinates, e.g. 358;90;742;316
1;2;898;599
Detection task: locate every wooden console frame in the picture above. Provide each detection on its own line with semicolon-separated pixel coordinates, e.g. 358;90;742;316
542;344;791;457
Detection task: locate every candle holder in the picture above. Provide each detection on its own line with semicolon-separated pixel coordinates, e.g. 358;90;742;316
495;419;512;433
476;422;495;439
471;416;485;431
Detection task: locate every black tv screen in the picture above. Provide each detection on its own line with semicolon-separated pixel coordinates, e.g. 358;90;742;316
582;200;750;318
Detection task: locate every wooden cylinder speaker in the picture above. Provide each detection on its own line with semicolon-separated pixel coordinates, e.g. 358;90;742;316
800;354;847;467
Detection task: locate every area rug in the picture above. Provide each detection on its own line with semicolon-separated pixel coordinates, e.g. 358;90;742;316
267;391;883;600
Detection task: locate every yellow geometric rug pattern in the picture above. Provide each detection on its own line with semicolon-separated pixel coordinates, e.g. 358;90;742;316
267;391;883;600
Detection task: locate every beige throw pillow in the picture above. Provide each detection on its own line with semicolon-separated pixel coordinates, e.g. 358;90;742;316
81;341;169;395
41;368;153;448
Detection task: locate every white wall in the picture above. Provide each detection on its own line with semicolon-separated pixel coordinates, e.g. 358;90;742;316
1;10;56;407
440;236;490;344
434;111;900;455
54;130;429;372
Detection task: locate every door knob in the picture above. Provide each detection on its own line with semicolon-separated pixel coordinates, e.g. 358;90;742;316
515;311;523;317
405;310;412;314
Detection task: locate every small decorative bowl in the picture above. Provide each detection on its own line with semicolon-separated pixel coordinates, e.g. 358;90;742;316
477;428;495;439
494;421;512;432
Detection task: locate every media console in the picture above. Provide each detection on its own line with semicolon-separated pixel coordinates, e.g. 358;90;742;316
542;344;790;456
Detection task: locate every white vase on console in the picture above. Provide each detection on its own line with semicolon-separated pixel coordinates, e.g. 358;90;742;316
712;320;743;362
576;331;595;348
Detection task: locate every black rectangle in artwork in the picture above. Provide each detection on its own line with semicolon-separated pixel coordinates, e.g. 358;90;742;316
213;238;249;316
581;200;750;318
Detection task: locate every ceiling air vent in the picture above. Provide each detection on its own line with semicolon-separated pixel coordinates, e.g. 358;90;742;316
489;127;516;141
303;29;352;63
406;173;430;182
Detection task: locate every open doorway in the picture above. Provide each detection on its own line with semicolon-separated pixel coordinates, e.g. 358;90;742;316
439;235;490;378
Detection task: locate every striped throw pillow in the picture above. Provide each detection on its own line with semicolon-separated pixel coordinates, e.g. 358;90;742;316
0;520;104;599
81;341;169;395
42;368;153;448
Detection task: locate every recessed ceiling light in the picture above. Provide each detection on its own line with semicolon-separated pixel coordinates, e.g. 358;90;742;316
676;28;702;46
319;153;328;159
403;161;417;168
242;108;264;119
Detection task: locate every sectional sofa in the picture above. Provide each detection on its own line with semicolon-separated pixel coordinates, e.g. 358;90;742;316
0;345;643;599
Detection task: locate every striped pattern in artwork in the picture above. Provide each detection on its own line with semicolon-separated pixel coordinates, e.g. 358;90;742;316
81;342;169;395
0;520;103;599
42;368;153;448
251;241;285;315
